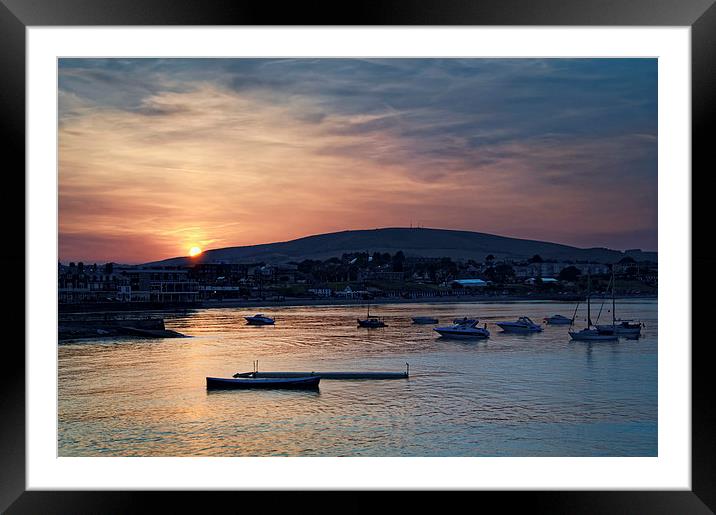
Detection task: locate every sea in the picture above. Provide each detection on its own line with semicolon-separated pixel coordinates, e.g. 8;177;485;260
58;300;657;457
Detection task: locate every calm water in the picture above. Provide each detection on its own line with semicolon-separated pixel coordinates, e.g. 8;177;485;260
58;300;657;457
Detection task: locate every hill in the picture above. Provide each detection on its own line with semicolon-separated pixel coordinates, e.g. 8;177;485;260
145;228;657;266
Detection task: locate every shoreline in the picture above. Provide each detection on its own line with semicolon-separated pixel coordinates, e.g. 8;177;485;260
59;293;657;315
198;294;656;310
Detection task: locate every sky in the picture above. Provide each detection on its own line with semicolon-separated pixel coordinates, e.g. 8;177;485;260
58;58;657;264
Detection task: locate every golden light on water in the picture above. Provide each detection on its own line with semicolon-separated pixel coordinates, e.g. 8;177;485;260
189;246;202;257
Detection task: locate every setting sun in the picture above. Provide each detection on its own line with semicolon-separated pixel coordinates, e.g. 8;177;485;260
188;246;202;257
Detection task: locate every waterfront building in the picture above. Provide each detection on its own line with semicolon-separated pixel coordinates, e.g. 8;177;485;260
119;267;199;303
334;285;371;299
525;277;559;285
308;287;333;298
189;263;250;284
452;278;488;288
58;262;132;303
513;261;609;279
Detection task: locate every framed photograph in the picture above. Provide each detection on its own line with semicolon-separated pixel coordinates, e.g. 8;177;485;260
3;0;711;512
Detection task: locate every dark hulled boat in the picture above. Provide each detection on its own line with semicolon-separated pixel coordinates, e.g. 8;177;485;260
357;305;386;328
595;268;643;338
206;376;320;389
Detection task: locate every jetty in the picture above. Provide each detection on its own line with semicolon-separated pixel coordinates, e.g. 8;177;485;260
234;362;409;380
58;316;186;340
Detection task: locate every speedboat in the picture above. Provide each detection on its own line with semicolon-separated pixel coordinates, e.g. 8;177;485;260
569;327;618;341
434;319;490;339
495;316;543;333
245;314;275;325
412;316;438;324
544;314;574;325
596;320;643;337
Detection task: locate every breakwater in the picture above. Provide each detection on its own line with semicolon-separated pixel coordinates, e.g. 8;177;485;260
59;316;186;340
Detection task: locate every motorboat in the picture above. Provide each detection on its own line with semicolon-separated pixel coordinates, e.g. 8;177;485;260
434;319;490;339
245;314;275;325
412;316;438;324
495;316;543;333
206;376;320;389
544;314;574;325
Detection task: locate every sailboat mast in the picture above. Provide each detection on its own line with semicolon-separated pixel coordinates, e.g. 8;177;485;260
611;267;616;326
587;272;592;328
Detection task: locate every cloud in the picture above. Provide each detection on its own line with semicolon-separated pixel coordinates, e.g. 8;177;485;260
58;58;658;263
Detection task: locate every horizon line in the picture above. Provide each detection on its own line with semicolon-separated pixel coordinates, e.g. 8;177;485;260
59;226;658;266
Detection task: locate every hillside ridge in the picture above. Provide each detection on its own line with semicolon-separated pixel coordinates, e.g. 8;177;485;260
145;227;657;266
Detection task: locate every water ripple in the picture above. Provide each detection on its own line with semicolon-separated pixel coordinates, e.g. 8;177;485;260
59;300;657;457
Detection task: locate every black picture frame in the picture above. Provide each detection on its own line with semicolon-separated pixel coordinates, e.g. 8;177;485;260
1;0;711;512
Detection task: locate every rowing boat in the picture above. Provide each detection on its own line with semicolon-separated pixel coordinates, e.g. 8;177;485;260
206;376;320;389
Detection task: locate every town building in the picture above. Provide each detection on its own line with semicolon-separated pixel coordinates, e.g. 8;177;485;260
452;278;488;288
58;262;132;303
307;287;333;298
119;266;199;303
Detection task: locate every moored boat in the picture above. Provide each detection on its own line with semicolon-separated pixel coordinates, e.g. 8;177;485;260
597;320;643;337
357;305;386;328
544;314;574;325
206;376;320;389
595;269;642;337
569;273;618;342
434;319;490;339
357;317;386;328
569;327;619;341
496;316;543;333
245;314;275;325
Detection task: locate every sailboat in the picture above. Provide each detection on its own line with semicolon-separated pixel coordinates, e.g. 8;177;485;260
357;305;386;328
596;268;643;337
569;273;618;342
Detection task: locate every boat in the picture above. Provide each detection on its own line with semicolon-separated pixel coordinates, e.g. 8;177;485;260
595;268;643;337
544;314;574;325
233;360;409;380
598;319;643;337
206;376;320;389
569;273;618;342
495;316;543;333
245;314;275;325
357;305;386;328
357;317;386;328
412;316;439;324
569;326;619;341
434;318;490;339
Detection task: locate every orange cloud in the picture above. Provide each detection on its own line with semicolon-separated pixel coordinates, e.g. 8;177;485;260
59;81;656;263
